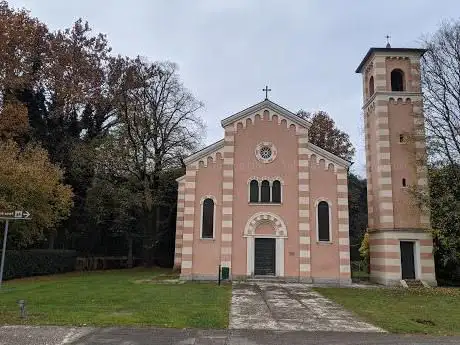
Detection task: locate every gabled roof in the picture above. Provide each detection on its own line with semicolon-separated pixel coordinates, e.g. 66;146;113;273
176;175;186;182
355;47;426;73
221;99;311;129
307;142;352;168
183;139;225;165
180;99;351;171
181;137;352;170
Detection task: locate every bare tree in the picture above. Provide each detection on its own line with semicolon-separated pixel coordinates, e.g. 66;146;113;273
106;57;205;265
421;20;460;167
419;21;460;282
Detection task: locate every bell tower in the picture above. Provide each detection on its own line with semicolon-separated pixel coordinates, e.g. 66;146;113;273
356;46;436;286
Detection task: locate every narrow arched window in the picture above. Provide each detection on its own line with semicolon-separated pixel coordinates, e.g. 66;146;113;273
402;178;407;187
272;180;281;203
261;180;270;203
391;69;404;91
317;201;330;242
369;76;374;96
250;180;259;203
201;198;214;239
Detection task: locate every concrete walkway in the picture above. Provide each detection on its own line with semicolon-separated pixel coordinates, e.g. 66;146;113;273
230;281;384;332
2;326;460;345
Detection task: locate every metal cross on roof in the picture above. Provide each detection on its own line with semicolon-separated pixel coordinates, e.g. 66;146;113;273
262;85;271;100
385;35;391;48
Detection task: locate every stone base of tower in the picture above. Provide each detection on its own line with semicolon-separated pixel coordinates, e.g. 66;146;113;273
368;229;437;286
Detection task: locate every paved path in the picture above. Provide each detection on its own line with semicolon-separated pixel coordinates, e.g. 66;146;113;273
0;326;93;345
2;326;460;345
230;282;384;332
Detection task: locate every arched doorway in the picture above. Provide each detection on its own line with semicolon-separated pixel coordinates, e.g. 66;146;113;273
244;212;287;277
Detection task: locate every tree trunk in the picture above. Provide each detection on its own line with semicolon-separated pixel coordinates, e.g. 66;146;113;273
150;170;160;266
142;207;153;267
127;236;133;268
142;176;154;267
152;205;161;264
142;169;161;267
48;233;55;249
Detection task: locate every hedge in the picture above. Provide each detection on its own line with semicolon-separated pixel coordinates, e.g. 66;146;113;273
0;250;77;281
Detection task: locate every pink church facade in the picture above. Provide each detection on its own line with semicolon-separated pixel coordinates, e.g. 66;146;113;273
174;100;352;284
174;44;438;286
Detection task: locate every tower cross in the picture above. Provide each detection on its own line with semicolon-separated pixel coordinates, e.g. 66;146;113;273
385;34;391;48
262;85;271;100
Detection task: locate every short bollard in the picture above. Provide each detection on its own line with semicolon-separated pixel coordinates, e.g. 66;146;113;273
218;265;221;286
218;266;230;286
17;300;26;319
221;266;230;280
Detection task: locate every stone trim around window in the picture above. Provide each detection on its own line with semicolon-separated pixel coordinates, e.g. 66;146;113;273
255;142;277;164
200;195;217;240
247;177;284;203
315;198;333;243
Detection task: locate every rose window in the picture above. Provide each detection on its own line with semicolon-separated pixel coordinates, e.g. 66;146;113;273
255;142;277;163
260;146;272;159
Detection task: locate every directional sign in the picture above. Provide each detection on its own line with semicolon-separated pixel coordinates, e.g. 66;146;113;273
0;210;31;288
0;210;31;220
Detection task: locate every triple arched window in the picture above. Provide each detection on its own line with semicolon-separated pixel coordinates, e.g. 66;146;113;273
249;179;282;203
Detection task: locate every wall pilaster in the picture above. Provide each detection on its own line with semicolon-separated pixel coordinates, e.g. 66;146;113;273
220;127;235;271
297;128;311;280
337;167;351;281
180;164;197;279
174;179;185;268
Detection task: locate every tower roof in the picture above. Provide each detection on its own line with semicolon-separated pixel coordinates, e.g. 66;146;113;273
355;47;427;73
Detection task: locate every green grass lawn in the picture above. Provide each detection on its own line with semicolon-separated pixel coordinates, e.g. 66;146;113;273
0;268;231;328
315;287;460;335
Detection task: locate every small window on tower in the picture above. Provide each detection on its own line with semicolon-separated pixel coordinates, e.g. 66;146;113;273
369;76;374;96
391;69;405;91
400;134;405;143
402;178;407;187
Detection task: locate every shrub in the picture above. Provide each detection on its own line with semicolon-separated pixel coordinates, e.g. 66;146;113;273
0;250;77;280
360;232;369;265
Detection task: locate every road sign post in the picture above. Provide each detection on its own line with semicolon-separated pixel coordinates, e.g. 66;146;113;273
0;210;31;289
0;220;9;288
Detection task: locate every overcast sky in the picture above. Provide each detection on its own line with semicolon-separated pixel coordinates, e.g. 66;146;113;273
9;0;460;176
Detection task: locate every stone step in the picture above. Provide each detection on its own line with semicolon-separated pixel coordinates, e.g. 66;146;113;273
246;277;287;283
404;279;425;288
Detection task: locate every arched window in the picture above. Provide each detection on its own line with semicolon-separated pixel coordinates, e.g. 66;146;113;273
317;201;330;242
369;76;374;96
402;178;407;187
261;180;270;203
391;69;404;91
272;180;281;203
250;180;259;203
201;198;214;239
